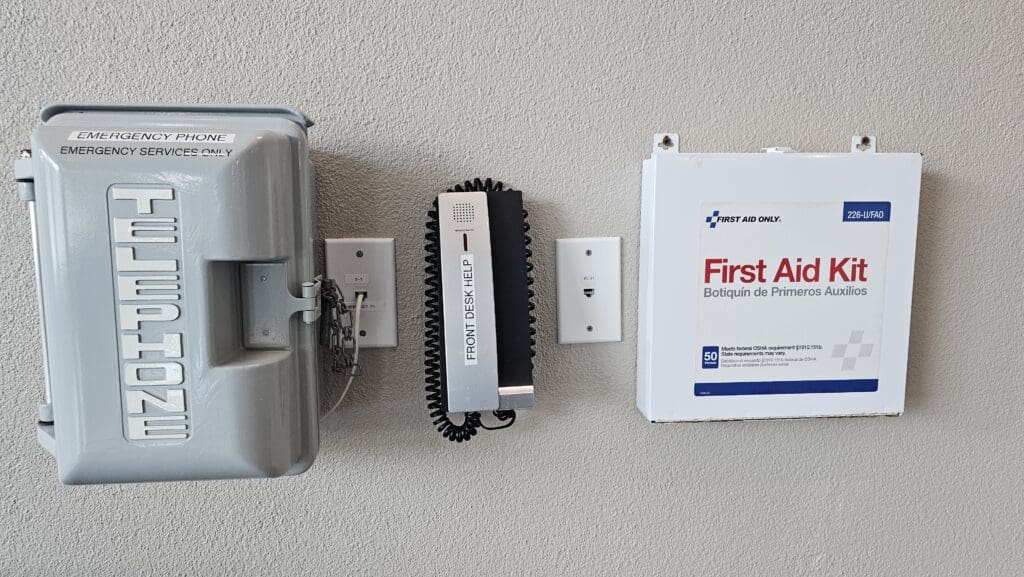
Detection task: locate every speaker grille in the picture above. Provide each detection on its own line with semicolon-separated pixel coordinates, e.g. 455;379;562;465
451;203;475;223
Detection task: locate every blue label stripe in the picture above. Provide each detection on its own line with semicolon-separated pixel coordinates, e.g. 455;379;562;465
695;379;879;396
842;201;891;222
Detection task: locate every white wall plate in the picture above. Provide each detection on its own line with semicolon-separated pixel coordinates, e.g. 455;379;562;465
556;237;622;344
325;238;398;348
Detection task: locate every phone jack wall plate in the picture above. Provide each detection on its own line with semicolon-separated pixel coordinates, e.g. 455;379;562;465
325;238;398;348
556;237;622;344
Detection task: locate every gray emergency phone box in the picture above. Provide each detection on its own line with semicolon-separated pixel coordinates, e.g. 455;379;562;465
17;104;320;484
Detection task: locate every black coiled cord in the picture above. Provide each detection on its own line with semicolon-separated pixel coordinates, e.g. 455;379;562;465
423;178;532;442
524;211;537;368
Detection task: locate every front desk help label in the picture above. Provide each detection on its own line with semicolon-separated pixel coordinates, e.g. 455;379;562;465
696;201;890;396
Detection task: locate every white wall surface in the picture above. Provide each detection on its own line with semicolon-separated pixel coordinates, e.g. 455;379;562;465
1;1;1022;575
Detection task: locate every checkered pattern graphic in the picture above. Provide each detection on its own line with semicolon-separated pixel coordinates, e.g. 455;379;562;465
706;210;720;228
832;330;874;371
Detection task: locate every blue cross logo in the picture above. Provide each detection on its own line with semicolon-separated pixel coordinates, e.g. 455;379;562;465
705;210;720;229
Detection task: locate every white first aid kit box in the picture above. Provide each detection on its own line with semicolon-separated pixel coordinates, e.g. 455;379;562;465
637;135;922;421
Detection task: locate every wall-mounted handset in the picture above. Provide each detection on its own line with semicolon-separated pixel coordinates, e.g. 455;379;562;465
424;178;536;442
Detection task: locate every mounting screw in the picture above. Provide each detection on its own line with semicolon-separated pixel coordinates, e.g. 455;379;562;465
658;135;674;150
585;249;592;256
852;135;876;153
356;250;364;258
18;149;31;159
359;330;366;337
586;325;594;332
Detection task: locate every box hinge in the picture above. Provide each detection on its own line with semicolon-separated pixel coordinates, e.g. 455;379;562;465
37;423;56;456
15;149;34;202
300;276;322;325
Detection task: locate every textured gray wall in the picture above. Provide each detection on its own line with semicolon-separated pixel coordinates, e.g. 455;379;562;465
1;0;1022;575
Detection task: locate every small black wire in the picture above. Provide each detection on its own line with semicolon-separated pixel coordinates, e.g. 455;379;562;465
480;410;516;430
